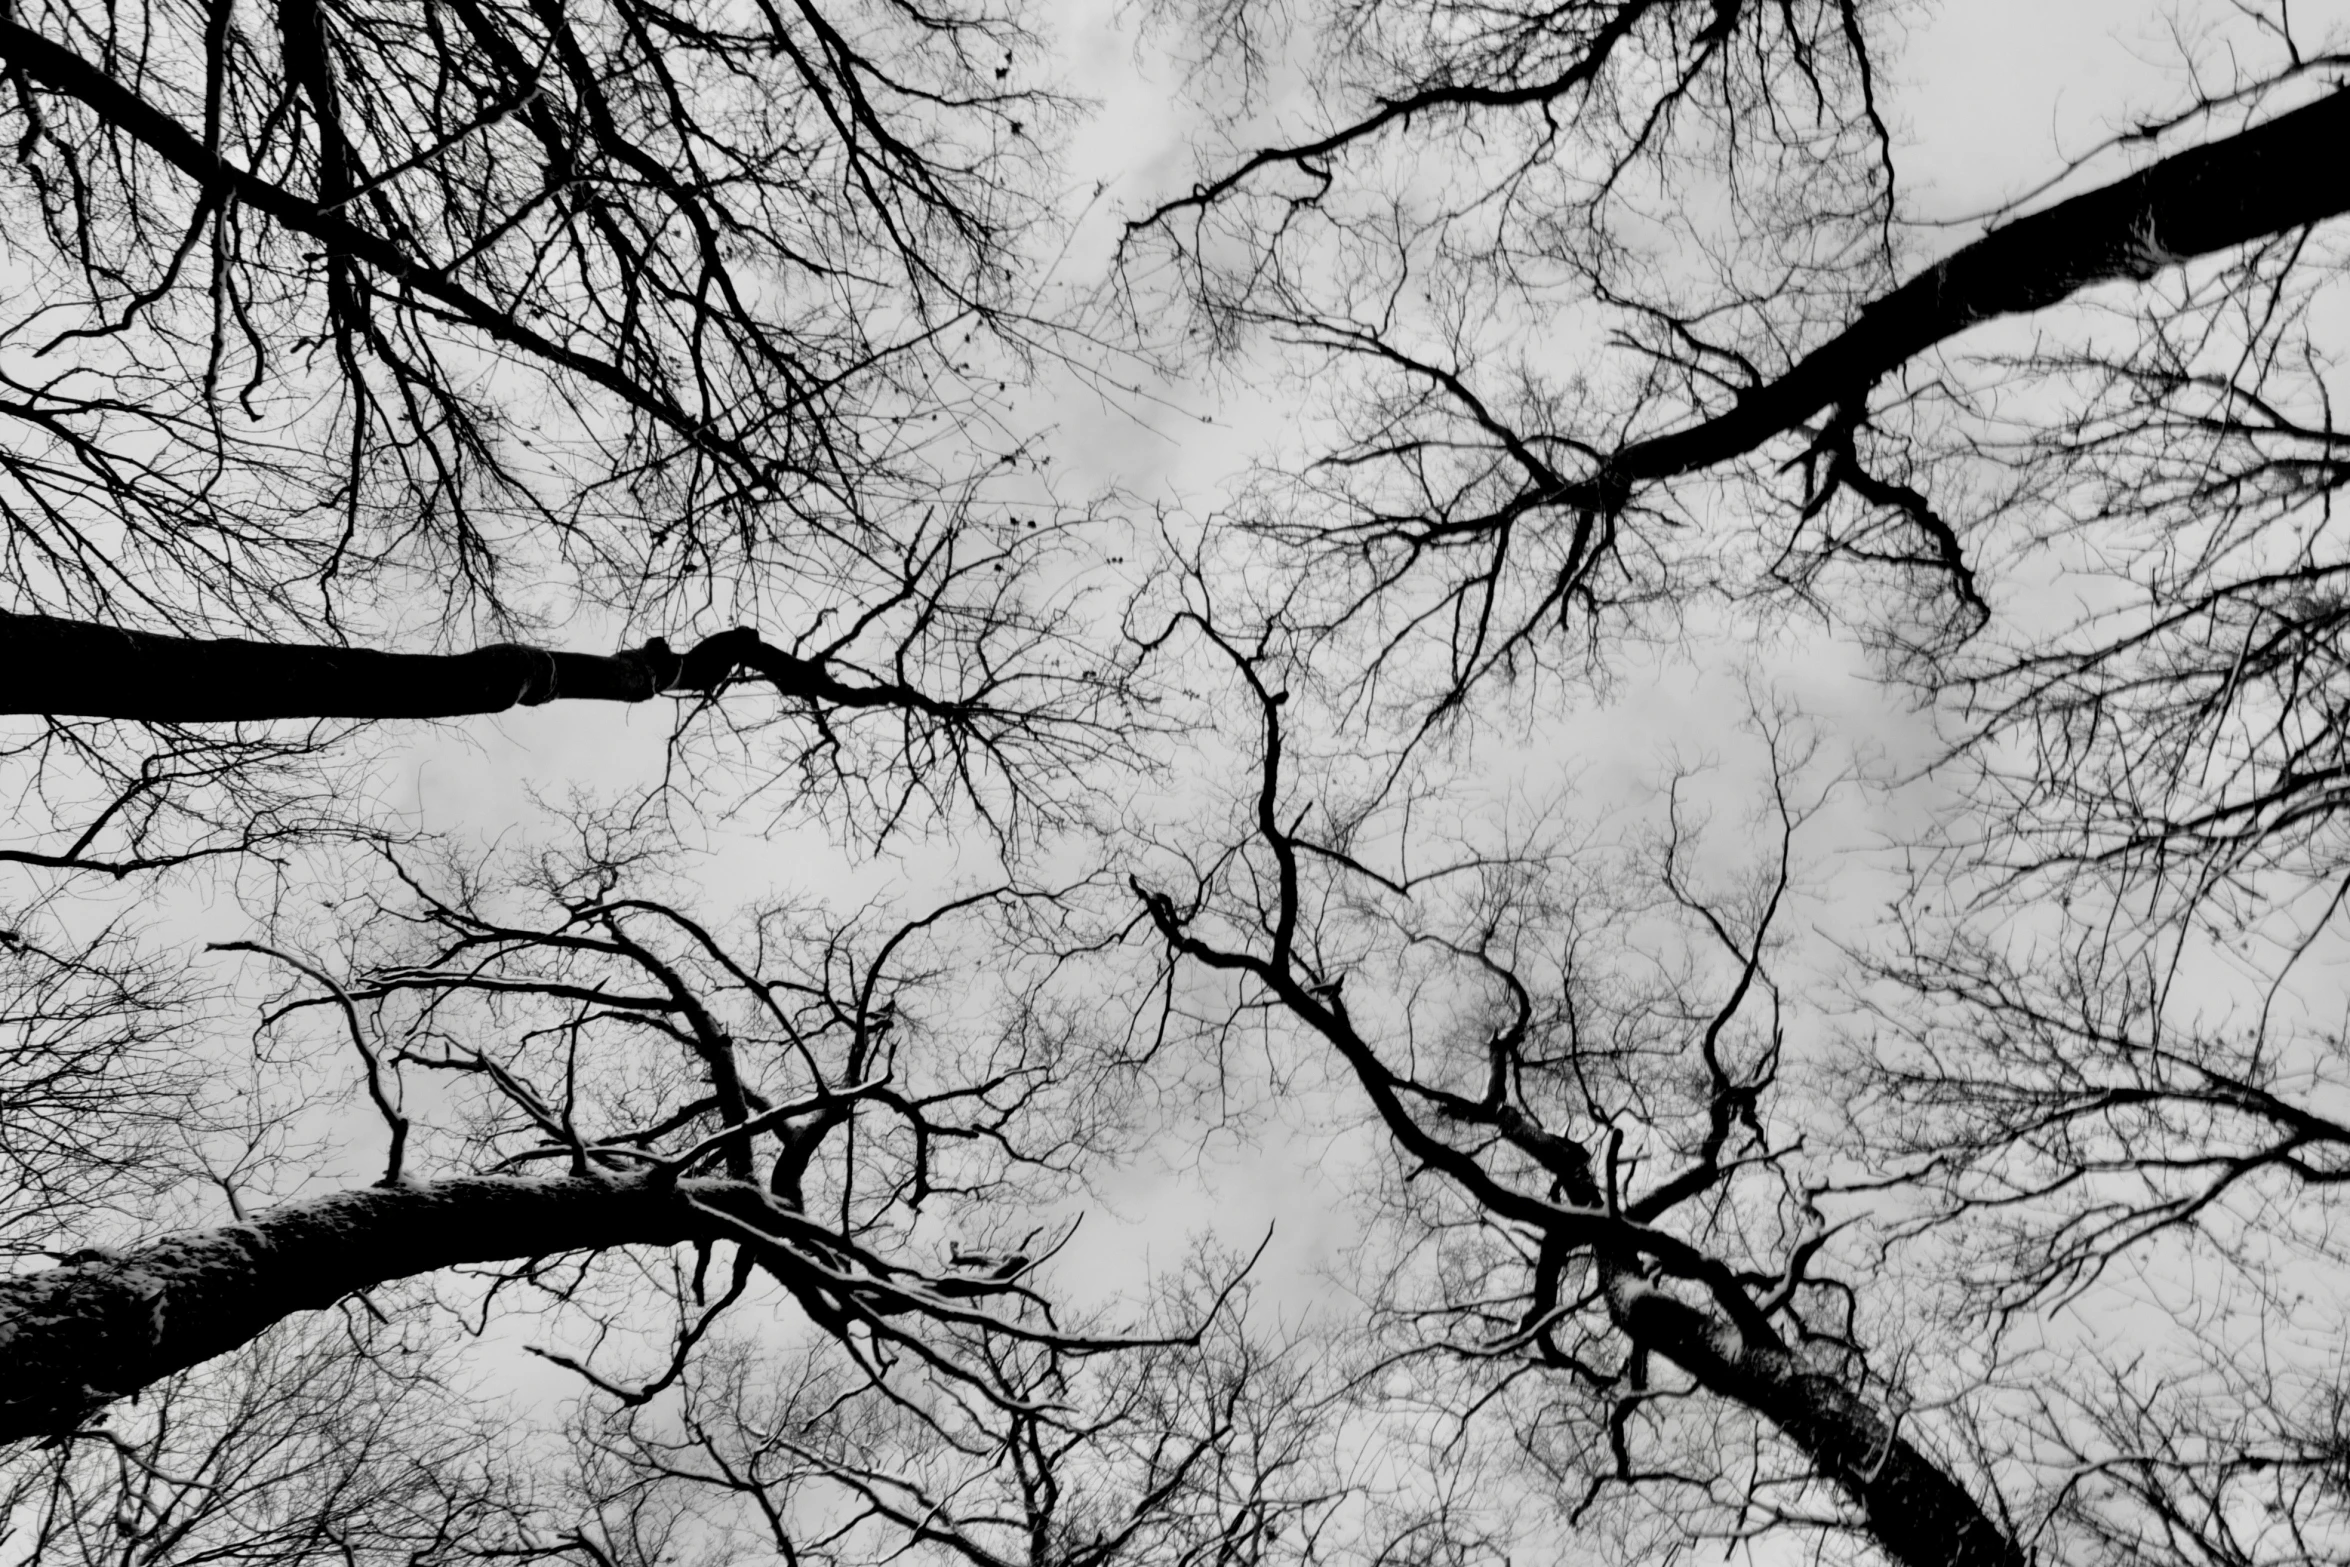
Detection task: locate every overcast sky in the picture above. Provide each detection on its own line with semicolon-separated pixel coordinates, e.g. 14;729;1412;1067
322;3;2350;1335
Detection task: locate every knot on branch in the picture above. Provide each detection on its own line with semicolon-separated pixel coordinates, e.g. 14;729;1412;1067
668;626;765;693
610;636;680;698
657;626;949;719
482;643;562;706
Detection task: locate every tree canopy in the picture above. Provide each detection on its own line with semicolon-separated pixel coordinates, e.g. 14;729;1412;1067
6;3;2350;1566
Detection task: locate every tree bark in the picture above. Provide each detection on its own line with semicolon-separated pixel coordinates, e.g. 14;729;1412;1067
0;1173;752;1444
0;613;686;721
1149;887;2028;1567
1609;1281;2024;1567
1560;87;2350;508
0;614;938;723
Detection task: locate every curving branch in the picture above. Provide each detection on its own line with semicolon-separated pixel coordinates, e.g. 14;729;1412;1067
0;1170;1152;1447
0;1174;708;1443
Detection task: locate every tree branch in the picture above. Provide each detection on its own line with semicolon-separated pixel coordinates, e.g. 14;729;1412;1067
1553;87;2350;509
0;614;960;723
0;18;730;465
0;1166;1130;1447
1608;1281;2022;1567
0;1174;708;1443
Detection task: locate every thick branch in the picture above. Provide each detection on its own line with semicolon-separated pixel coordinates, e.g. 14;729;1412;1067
1551;88;2350;507
1610;1282;2022;1567
0;614;949;722
0;1166;1114;1447
0;1174;715;1444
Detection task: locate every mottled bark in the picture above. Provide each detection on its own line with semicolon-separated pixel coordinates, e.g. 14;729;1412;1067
0;1174;750;1444
1608;1280;2024;1567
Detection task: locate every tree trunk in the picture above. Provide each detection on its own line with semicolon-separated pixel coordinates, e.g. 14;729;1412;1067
1;613;692;721
1609;1280;2025;1567
0;1173;752;1443
1566;87;2350;506
3;614;953;724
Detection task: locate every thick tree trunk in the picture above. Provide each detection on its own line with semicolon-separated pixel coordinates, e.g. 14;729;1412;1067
1;614;932;723
0;614;674;721
0;1173;759;1444
1609;1281;2024;1567
0;613;687;720
1563;87;2350;507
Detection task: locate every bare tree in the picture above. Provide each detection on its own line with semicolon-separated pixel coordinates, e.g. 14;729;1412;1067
1114;611;2017;1567
0;0;1060;625
0;0;1133;870
1101;7;2350;1566
0;807;1333;1567
0;817;1156;1429
560;1270;1341;1567
23;7;2350;1567
0;901;201;1263
1833;874;2350;1567
0;0;1184;1554
3;1314;562;1566
0;505;1148;849
1121;0;2350;718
